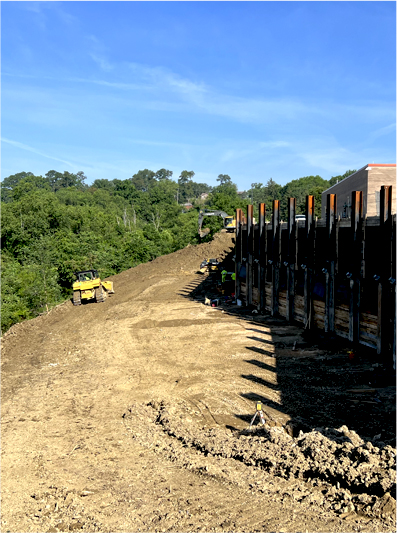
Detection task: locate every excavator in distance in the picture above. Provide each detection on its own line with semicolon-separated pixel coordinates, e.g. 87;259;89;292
198;210;236;238
72;270;114;306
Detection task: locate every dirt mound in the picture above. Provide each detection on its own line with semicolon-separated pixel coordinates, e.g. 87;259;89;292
145;231;235;274
123;399;396;521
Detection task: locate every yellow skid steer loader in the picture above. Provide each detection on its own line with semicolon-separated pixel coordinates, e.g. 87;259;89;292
72;270;114;306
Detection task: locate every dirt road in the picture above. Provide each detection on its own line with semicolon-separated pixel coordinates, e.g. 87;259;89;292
1;233;395;533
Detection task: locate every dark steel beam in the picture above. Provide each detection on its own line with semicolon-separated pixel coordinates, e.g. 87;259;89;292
325;194;337;333
235;208;243;300
258;203;266;312
378;186;394;361
272;200;280;316
349;191;363;346
247;204;254;306
286;198;296;322
304;195;315;330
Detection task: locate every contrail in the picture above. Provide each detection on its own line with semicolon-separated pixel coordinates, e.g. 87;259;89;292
1;137;74;167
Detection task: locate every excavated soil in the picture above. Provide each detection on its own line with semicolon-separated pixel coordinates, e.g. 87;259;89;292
1;232;396;533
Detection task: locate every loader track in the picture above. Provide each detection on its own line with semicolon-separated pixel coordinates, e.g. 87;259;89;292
95;286;107;303
73;290;81;306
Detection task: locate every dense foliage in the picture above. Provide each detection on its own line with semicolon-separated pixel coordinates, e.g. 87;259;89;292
1;167;354;332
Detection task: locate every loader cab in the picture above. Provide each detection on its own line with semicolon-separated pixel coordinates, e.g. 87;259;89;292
223;217;236;230
76;270;99;282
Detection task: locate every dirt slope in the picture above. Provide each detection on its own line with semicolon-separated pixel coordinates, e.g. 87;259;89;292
1;232;395;533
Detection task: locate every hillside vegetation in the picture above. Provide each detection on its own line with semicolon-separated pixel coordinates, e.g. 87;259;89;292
1;168;354;332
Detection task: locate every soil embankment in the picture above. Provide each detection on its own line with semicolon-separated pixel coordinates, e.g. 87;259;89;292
1;232;395;533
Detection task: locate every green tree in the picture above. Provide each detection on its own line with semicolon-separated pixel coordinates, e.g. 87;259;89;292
0;166;249;332
328;169;357;187
216;174;232;185
178;170;195;203
280;175;328;219
131;169;156;192
155;168;173;181
190;181;212;198
1;252;32;332
45;170;87;192
247;182;265;204
1;171;35;203
179;170;195;184
12;175;51;201
91;178;116;191
205;177;248;235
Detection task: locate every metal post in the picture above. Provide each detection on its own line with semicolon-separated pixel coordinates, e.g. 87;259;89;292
258;203;266;312
272;200;280;316
286;198;296;322
304;196;315;330
349;191;363;346
392;215;396;370
235;208;243;300
247;204;254;306
378;186;393;360
325;194;337;333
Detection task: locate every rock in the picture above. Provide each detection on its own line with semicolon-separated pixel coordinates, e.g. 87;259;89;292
64;493;74;506
372;493;396;518
69;521;84;531
346;502;355;513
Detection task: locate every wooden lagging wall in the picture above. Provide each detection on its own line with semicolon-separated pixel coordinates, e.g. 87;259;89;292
241;282;377;348
235;188;395;364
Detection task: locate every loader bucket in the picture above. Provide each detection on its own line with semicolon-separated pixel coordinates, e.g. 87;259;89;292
199;228;211;238
102;280;114;294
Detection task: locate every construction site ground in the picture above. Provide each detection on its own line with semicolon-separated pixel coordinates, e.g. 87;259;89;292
1;232;396;533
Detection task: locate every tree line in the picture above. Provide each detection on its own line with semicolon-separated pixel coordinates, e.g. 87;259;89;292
1;167;354;332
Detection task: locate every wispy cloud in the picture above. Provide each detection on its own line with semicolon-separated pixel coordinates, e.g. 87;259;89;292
121;62;394;129
298;147;355;172
127;62;208;95
126;138;197;149
87;34;114;72
4;63;393;130
367;122;396;141
219;140;292;164
1;138;74;167
17;1;79;30
89;53;114;72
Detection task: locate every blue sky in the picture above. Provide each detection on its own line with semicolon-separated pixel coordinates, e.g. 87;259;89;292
1;1;396;190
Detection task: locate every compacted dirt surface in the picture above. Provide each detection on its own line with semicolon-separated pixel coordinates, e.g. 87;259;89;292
1;232;396;533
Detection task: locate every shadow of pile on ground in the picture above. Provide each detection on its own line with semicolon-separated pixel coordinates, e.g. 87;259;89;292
178;247;396;450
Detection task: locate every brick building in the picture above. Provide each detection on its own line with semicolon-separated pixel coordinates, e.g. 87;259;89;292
321;163;396;219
